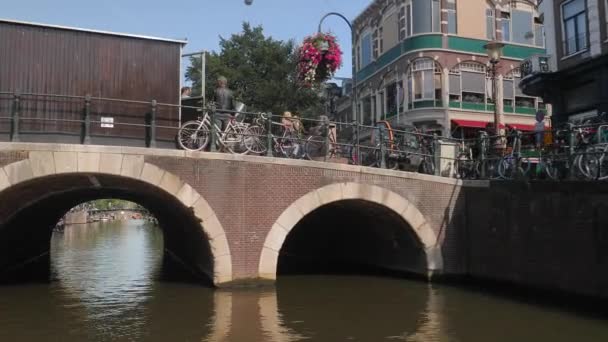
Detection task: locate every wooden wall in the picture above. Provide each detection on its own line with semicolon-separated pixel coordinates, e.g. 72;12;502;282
0;21;183;147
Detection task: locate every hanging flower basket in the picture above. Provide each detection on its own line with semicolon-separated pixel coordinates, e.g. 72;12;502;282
296;33;343;88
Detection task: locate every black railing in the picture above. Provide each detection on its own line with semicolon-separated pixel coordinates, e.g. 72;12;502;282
2;90;608;182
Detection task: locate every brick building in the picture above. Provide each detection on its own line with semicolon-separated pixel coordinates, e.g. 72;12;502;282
352;0;548;137
520;0;608;125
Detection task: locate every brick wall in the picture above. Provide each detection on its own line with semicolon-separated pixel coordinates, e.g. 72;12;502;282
465;182;608;298
144;156;466;280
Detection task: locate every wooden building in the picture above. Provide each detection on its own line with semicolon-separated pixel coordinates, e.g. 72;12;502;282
0;19;186;147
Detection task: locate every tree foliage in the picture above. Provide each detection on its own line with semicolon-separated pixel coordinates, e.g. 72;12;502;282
186;23;324;117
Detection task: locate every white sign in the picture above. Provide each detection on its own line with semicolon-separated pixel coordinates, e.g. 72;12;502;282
101;117;114;128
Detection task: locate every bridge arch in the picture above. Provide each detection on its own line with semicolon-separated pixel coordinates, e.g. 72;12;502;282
0;151;231;286
258;182;443;280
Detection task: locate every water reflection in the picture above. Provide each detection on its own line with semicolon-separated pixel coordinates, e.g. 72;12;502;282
1;221;608;341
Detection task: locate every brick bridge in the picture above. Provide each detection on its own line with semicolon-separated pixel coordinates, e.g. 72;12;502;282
1;142;607;298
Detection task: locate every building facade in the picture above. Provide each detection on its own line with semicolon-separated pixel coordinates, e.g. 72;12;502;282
520;0;608;124
0;19;185;148
352;0;547;137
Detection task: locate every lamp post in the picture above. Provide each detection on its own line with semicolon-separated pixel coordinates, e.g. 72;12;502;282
483;41;505;139
318;12;359;161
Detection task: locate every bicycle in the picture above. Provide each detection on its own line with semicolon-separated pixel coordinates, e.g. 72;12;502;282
178;110;250;154
497;130;531;180
303;121;341;161
243;113;305;159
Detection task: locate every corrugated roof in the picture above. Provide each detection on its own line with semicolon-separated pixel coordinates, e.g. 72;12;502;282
0;18;188;44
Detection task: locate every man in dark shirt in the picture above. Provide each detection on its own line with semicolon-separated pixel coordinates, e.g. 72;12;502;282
213;76;236;132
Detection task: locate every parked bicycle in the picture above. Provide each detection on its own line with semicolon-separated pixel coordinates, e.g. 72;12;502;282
178;104;249;154
243;113;305;159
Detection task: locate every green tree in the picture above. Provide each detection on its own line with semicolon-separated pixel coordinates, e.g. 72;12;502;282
186;23;324;117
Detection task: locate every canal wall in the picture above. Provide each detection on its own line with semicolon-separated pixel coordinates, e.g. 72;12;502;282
464;181;608;299
64;211;88;225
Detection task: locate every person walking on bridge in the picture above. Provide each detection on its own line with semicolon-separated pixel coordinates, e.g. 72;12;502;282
213;76;236;133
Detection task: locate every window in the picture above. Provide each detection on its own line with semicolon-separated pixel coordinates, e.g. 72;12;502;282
460;62;488;105
535;20;545;47
413;0;432;34
360;33;372;68
562;0;587;55
363;96;373;125
387;83;398;116
373;28;379;59
407;59;442;108
516;96;535;108
379;27;384;54
486;7;495;39
449;68;461;102
512;9;534;45
501;12;511;42
399;6;407;40
432;0;441;33
447;0;457;34
413;0;442;34
406;2;412;37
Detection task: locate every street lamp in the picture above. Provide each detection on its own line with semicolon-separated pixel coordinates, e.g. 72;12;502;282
483;41;505;139
317;12;359;160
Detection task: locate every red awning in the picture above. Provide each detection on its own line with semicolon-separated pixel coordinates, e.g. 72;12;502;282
452;120;542;131
451;119;491;129
505;123;535;131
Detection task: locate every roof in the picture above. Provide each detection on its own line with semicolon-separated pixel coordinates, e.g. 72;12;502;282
0;18;188;44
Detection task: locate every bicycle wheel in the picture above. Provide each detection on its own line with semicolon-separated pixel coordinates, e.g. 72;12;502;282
577;147;601;180
594;145;608;180
305;135;326;161
244;125;267;155
178;121;209;151
360;146;379;167
519;157;532;178
419;156;435;175
543;156;561;180
475;159;500;179
222;126;249;155
497;156;514;180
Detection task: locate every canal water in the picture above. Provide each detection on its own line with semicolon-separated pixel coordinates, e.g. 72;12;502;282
1;220;608;341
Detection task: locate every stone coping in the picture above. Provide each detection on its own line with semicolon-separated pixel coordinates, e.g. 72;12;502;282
0;142;489;188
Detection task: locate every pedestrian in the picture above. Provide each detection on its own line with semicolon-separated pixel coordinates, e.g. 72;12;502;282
213;76;236;133
535;110;546;149
181;86;192;99
282;111;294;132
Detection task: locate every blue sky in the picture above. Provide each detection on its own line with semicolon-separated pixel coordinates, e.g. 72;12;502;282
4;0;370;79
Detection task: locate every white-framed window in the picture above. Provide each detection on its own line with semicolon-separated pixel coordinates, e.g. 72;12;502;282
447;0;457;34
372;26;379;60
407;58;442;108
499;2;543;46
448;62;488;106
486;4;495;40
501;11;511;42
504;68;536;109
535;20;545;47
412;0;441;34
562;0;587;55
399;1;413;40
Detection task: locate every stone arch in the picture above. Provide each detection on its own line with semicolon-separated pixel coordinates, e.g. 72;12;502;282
258;182;442;281
0;151;232;286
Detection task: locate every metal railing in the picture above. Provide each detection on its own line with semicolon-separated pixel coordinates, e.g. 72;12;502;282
2;90;608;182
